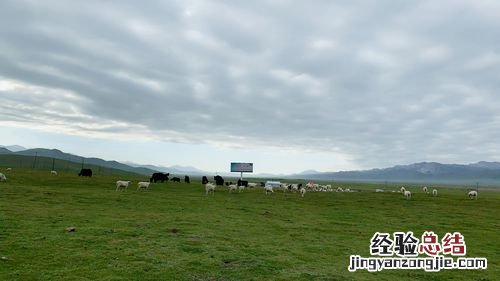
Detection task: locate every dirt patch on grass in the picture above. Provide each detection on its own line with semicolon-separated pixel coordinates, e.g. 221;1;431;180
260;211;272;216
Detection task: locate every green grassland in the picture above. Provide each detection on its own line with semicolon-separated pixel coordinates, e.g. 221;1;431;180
0;168;498;280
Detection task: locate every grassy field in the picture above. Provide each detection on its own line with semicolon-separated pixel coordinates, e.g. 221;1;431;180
0;168;498;280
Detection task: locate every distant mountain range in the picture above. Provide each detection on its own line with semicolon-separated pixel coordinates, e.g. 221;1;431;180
0;145;27;152
123;162;206;175
0;146;207;176
291;161;500;185
2;145;500;185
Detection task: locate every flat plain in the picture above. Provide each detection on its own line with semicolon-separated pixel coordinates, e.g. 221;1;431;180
0;169;498;280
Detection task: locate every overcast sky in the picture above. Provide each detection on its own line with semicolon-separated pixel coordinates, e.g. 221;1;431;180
1;1;500;174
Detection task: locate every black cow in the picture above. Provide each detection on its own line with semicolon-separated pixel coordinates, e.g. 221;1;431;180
214;175;224;186
184;176;190;184
78;168;92;177
237;179;248;187
150;172;170;183
171;177;181;183
202;176;208;184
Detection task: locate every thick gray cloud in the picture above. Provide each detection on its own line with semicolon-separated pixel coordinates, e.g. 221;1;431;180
1;0;500;169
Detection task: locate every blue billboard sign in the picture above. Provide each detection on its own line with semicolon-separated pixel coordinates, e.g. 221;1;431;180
230;162;253;173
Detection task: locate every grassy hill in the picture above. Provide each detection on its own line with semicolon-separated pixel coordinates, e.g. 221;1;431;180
0;154;145;177
11;148;158;176
0;169;497;280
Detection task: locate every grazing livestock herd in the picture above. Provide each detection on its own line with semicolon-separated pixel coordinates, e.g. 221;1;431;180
196;177;472;202
0;167;487;201
397;186;455;200
113;171;195;192
200;178;484;201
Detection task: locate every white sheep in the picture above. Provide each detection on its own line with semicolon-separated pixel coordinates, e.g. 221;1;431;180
238;185;245;192
116;180;131;192
247;182;258;188
468;190;478;200
137;181;150;191
375;189;384;192
51;170;58;175
400;186;406;193
0;173;6;182
299;187;306;197
6;168;12;172
423;186;428;193
432;189;438;197
228;184;238;192
337;187;344;192
264;185;274;194
305;182;318;190
205;183;216;195
281;184;291;192
404;190;411;200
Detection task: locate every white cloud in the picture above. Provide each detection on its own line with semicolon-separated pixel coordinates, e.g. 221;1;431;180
1;0;500;172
